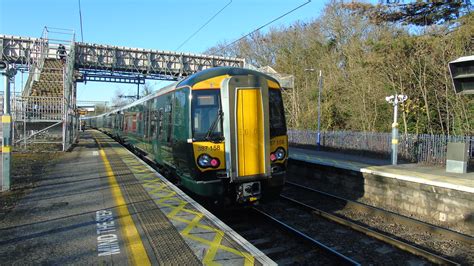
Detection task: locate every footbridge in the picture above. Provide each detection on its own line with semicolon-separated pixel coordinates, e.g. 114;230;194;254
1;34;244;83
0;27;248;151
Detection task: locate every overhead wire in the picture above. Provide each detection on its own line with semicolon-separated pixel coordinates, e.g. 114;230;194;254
175;0;233;51
78;0;84;42
218;0;312;53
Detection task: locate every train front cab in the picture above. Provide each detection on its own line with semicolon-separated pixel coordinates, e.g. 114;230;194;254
187;71;288;205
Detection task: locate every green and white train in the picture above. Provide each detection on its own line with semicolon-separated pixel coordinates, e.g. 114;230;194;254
84;67;288;205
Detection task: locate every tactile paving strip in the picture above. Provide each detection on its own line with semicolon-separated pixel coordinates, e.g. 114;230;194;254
98;137;201;265
102;139;261;265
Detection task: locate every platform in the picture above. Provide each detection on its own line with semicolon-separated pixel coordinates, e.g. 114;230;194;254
289;147;473;192
0;130;275;265
289;146;473;235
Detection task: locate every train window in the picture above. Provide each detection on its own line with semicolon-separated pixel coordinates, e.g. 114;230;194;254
173;88;190;140
158;109;164;139
166;103;173;143
191;90;222;141
150;110;157;138
137;112;142;135
197;95;215;106
143;105;148;138
269;89;287;137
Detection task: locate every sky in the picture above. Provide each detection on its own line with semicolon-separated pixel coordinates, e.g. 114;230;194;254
0;0;353;104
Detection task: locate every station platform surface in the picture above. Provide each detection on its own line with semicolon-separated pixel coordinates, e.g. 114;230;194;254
0;130;274;265
289;147;473;193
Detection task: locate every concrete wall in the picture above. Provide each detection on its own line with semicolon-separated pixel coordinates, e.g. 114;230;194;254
288;159;473;235
362;171;472;235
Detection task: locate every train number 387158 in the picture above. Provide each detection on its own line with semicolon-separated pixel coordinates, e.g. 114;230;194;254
197;145;221;152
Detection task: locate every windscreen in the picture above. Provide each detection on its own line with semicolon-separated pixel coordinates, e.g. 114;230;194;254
191;90;222;140
269;89;287;137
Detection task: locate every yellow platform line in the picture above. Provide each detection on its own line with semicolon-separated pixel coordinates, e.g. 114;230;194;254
96;136;151;266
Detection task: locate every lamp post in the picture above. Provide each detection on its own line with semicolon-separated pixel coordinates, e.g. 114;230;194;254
385;94;407;165
304;68;322;150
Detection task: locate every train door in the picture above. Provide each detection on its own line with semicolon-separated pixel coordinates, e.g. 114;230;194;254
131;112;137;132
144;100;152;152
154;94;174;167
117;111;124;137
162;93;174;166
221;75;271;182
150;100;159;158
172;87;191;177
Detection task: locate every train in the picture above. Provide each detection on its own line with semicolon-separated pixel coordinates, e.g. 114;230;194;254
84;67;288;205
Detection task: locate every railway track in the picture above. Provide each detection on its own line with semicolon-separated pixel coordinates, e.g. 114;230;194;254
256;199;450;265
282;180;473;265
214;207;360;265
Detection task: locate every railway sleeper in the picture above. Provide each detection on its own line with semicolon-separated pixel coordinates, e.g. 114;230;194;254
248;237;273;247
238;228;262;239
260;246;287;258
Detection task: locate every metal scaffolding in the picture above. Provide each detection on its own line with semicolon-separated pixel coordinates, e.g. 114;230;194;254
1;27;77;151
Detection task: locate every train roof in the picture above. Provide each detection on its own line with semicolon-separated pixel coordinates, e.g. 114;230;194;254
82;67;280;119
177;67;280;88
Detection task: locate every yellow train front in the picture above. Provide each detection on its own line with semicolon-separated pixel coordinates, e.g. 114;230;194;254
183;67;288;205
85;67;288;205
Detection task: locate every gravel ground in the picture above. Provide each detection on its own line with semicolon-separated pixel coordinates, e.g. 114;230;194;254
214;208;339;265
258;200;432;265
285;174;473;265
0;152;60;217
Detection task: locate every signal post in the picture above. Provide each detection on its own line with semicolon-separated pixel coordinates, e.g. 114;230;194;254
1;61;15;191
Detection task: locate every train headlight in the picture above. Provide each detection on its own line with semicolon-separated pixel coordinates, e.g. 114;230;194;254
275;147;286;160
197;154;211;168
197;154;220;168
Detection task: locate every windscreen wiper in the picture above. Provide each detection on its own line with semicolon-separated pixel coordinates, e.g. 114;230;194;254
204;109;223;142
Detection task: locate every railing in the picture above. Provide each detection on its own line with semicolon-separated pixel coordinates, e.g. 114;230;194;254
288;129;473;165
74;42;244;78
15;96;64;121
63;29;77;151
19;27;51;96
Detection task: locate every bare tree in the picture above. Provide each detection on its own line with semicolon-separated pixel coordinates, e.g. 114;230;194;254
141;82;154;97
111;88;130;108
203;0;473;135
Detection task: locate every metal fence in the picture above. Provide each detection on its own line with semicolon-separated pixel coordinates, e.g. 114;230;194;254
17;96;64;121
288;129;473;165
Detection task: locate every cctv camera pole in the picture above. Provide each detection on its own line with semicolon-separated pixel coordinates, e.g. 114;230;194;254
317;70;322;150
304;68;323;150
1;62;14;191
386;93;407;166
391;94;399;166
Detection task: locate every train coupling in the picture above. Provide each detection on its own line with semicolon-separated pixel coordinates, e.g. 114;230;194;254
236;181;261;204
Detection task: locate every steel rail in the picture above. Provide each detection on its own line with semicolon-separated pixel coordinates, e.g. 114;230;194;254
285;181;473;246
251;207;361;266
281;185;461;265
